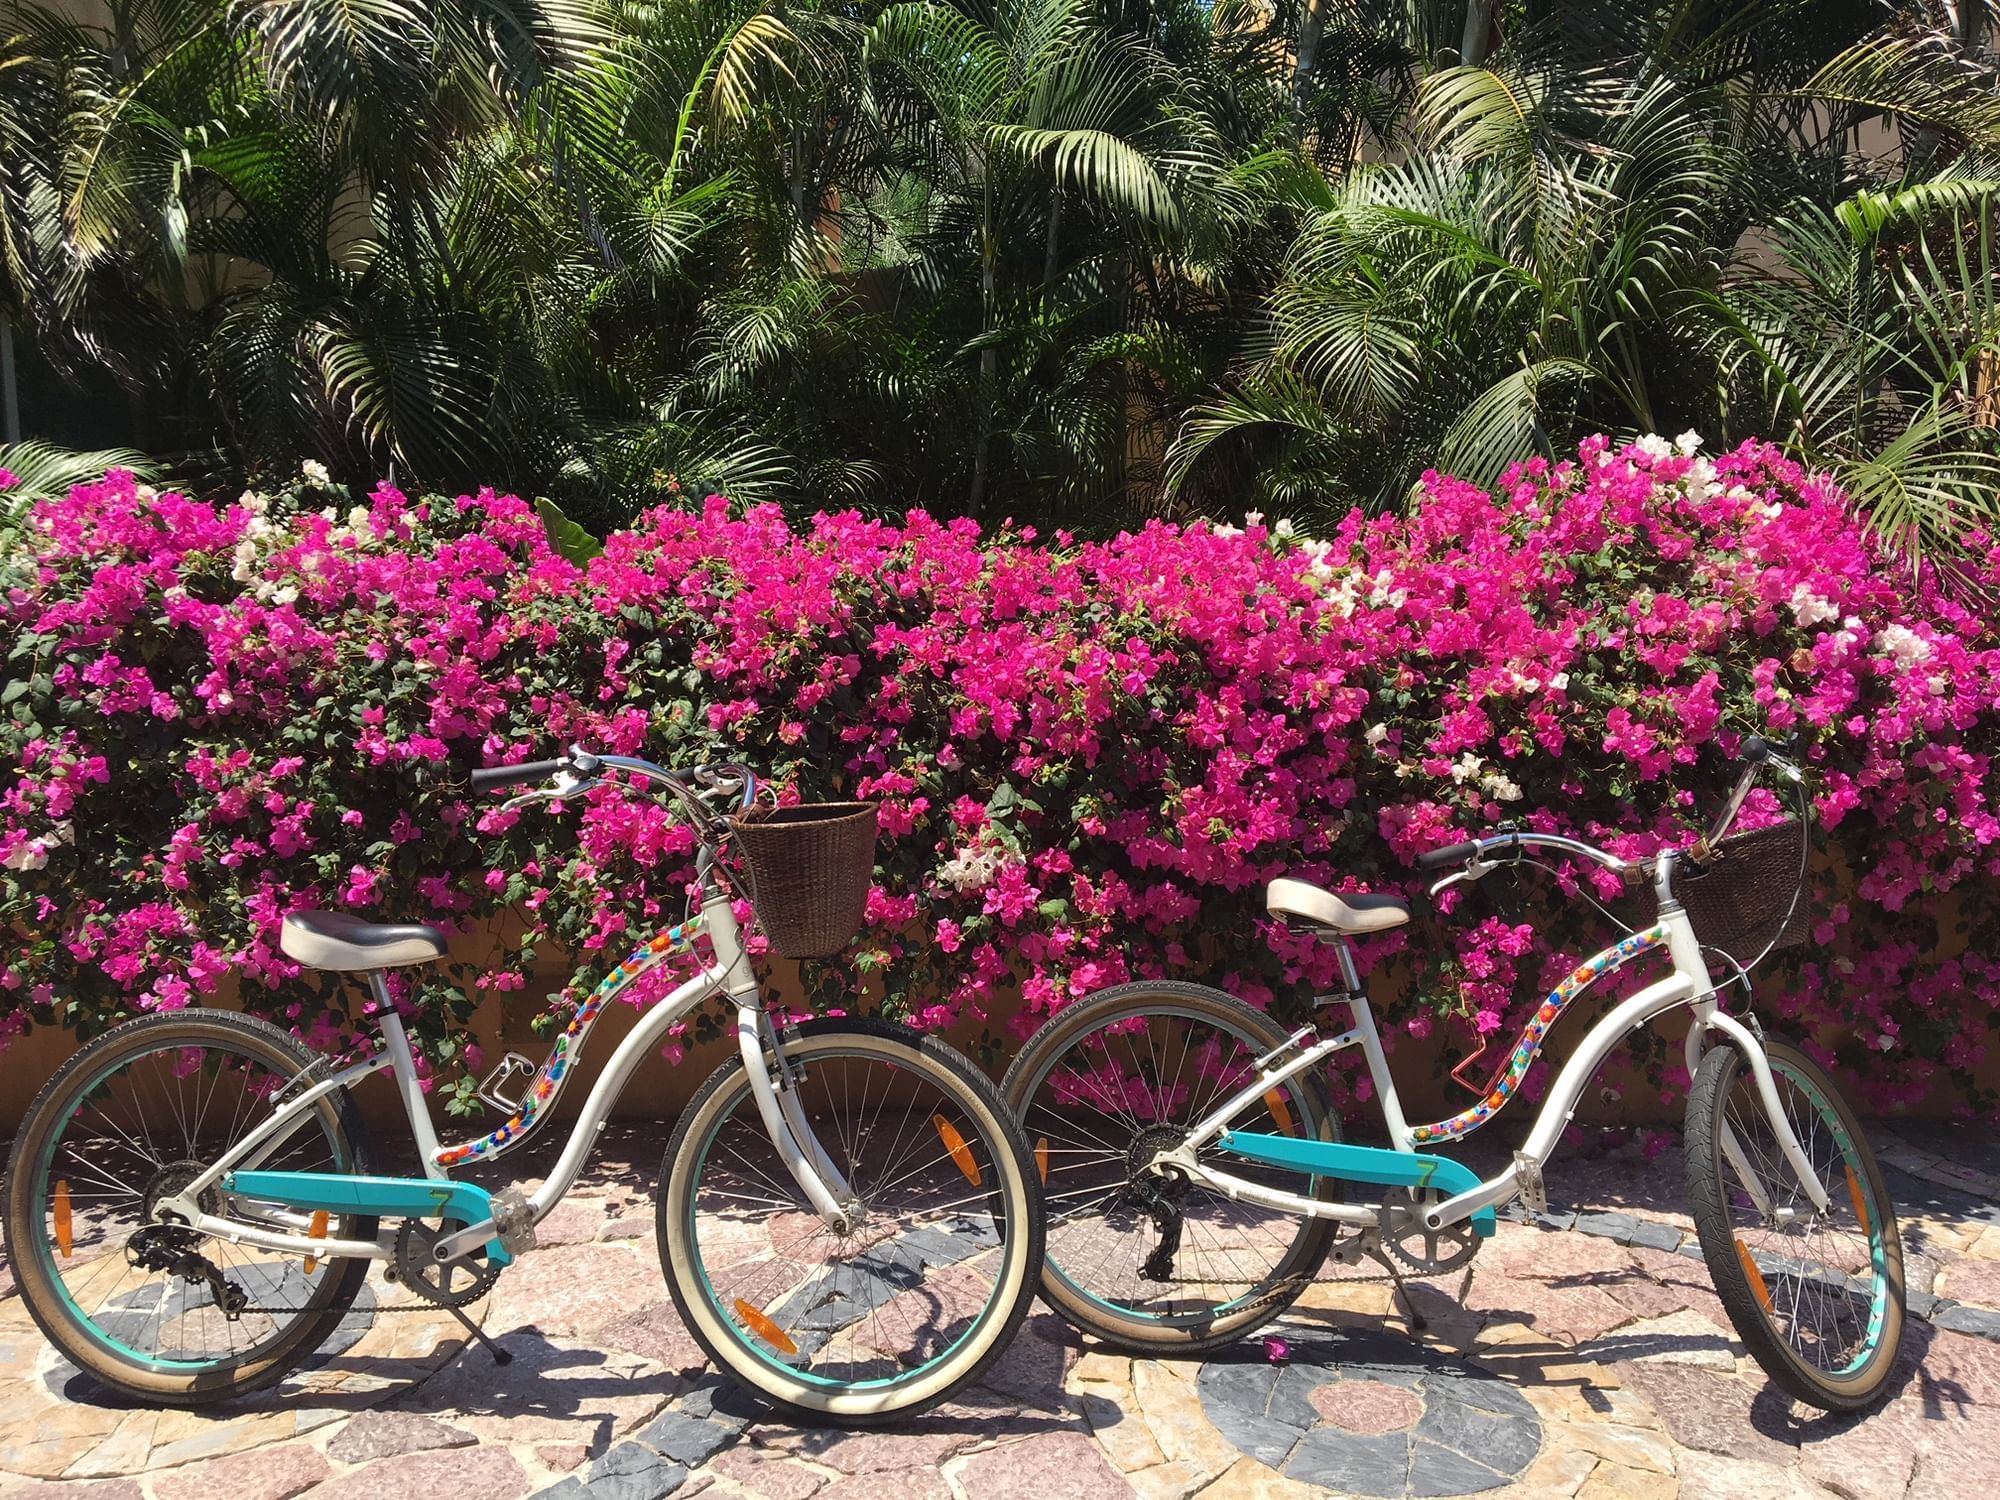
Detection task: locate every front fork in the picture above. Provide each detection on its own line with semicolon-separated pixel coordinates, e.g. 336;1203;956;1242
1684;996;1830;1221
734;1001;863;1231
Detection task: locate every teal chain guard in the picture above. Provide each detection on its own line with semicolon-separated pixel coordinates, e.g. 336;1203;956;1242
223;1171;512;1264
1217;1132;1498;1237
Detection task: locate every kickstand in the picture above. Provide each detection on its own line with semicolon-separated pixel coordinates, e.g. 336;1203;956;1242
1372;1252;1428;1334
447;1303;513;1365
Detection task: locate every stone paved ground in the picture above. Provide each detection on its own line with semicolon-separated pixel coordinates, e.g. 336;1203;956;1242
3;1121;1998;1500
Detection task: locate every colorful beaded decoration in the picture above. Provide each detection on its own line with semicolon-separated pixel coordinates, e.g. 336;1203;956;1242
1408;925;1667;1145
432;916;704;1168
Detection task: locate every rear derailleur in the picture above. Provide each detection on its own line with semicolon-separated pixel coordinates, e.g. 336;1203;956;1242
125;1222;249;1320
1119;1125;1193;1282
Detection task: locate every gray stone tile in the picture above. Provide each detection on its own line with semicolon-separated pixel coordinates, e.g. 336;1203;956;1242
1411;1394;1541;1478
1624;1219;1684;1253
1934;1302;2000;1340
1404;1439;1509;1497
1573;1211;1639;1243
1284;1428;1411;1498
631;1410;737;1468
584;1441;689;1500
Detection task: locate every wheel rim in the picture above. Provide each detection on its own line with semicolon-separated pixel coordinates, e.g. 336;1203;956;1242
1714;1053;1894;1383
680;1040;1024;1396
28;1032;357;1374
1018;1001;1327;1329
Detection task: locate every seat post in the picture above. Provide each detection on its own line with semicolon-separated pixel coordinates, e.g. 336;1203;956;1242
367;971;447;1178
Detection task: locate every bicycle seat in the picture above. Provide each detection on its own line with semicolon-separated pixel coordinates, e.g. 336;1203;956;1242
1266;878;1410;934
280;910;448;971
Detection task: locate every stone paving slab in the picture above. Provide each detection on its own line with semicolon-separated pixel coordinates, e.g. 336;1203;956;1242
2;1126;1998;1500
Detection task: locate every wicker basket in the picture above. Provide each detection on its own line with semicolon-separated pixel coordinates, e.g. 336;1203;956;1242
1654;820;1813;961
729;802;880;958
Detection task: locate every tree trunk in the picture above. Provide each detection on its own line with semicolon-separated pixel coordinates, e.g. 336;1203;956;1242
1043;192;1061;287
1293;0;1326;114
968;175;997;519
1461;0;1497;66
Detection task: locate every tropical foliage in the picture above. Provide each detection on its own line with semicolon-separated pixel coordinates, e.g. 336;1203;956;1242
4;442;2000;1117
2;1;1999;553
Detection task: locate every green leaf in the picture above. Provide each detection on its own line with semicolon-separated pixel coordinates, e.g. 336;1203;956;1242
536;498;604;566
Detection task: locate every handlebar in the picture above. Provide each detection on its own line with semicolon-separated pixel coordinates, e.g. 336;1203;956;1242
468;746;758;838
1413;734;1801;882
469;759;563;792
1414;840;1481;872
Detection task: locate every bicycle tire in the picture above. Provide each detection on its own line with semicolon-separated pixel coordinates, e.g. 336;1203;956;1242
1685;1034;1904;1411
3;1009;376;1404
1001;981;1341;1353
656;1016;1042;1423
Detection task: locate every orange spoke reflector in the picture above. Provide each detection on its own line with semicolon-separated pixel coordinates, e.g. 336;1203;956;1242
1264;1089;1295;1136
1735;1238;1774;1313
1035;1137;1049;1183
53;1179;73;1259
1845;1166;1872;1239
934;1115;982;1186
733;1299;798;1355
303;1209;330;1274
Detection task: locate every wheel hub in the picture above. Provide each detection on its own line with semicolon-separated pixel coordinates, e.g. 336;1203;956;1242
1125;1124;1190;1182
142;1160;220;1224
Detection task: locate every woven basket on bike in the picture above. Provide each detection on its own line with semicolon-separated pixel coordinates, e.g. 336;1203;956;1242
1640;819;1812;961
729;802;879;957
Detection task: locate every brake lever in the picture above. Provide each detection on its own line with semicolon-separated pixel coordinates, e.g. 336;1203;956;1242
1427;854;1494;898
499;772;600;813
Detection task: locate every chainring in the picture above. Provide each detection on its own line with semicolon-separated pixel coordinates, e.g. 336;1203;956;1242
1377;1186;1482;1276
394;1219;503;1309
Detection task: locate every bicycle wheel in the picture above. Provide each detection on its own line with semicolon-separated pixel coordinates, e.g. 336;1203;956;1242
2;1009;376;1404
1685;1034;1904;1411
657;1016;1042;1423
1000;981;1340;1353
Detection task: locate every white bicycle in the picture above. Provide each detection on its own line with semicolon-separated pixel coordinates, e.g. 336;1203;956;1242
1006;737;1905;1412
4;750;1042;1421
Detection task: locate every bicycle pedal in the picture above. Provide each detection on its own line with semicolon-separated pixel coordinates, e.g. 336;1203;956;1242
491;1184;539;1256
477;1053;540;1115
1513;1151;1548;1217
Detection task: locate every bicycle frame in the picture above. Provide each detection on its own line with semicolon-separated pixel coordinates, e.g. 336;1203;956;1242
156;843;860;1265
1155;851;1830;1235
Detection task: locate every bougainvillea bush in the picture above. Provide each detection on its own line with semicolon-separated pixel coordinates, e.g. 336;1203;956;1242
2;437;1997;1118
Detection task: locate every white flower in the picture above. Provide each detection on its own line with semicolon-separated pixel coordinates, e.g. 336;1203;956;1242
1547;671;1570;692
1674;430;1703;455
1480;769;1524;802
1788;583;1839;629
1875;623;1932;668
1450;752;1484;784
269;585;299;606
938;844;1006;892
1274;518;1296;539
1366;569;1407;610
1244;510;1264;527
1635;433;1673;460
1681;456;1721;499
3;837;48;872
1363;723;1389;747
1211;522;1243;539
301;459;331;485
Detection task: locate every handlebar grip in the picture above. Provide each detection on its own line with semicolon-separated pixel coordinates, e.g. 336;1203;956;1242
469;759;562;792
1415;839;1481;872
